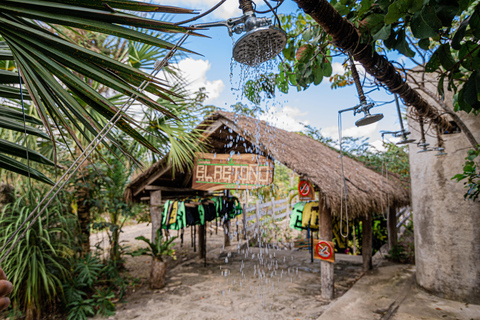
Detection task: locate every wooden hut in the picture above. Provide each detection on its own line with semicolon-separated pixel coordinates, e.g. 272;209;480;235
124;111;410;298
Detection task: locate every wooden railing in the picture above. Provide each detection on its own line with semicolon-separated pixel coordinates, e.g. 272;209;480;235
243;198;291;233
396;206;412;229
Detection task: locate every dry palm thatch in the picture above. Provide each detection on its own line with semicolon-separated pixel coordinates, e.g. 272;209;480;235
213;111;409;217
125;111;409;218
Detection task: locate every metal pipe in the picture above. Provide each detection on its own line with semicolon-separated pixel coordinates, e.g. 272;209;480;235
394;94;406;133
239;0;255;13
349;56;366;104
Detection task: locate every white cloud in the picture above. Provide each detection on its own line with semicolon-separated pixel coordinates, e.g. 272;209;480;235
322;122;379;140
161;0;268;20
259;106;309;132
331;62;345;75
173;58;225;103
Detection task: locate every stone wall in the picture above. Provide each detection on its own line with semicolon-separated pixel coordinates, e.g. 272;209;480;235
408;78;480;303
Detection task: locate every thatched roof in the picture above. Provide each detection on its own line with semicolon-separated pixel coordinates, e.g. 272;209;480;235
125;111;410;217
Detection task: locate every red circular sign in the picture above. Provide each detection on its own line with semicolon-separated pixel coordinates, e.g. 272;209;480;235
315;241;333;260
298;180;311;197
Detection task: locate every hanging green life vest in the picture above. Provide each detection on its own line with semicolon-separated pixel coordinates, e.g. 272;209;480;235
290;202;306;231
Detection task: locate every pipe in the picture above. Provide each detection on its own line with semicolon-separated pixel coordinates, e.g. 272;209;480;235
239;0;255;13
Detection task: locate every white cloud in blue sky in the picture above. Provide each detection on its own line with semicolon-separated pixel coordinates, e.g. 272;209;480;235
173;58;225;103
259;105;309;132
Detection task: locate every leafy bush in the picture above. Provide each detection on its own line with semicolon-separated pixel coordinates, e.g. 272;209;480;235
452;147;480;201
0;186;75;319
131;228;177;261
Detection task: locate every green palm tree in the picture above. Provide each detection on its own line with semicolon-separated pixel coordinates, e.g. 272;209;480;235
0;0;200;183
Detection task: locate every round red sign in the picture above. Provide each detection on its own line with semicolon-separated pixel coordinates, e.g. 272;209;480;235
298;180;311;197
315;241;333;260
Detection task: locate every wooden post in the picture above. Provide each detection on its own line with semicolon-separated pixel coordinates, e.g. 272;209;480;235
198;224;206;259
271;197;275;220
243;191;248;240
255;200;260;234
149;190;162;243
361;213;373;271
387;206;398;250
319;192;334;300
224;219;231;247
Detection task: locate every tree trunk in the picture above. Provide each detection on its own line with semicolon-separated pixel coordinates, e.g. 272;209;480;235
150;257;166;289
293;0;452;132
319;192;334;300
76;185;91;254
361;213;373;271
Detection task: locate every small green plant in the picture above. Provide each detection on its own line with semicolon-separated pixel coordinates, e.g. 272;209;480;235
452;147;480;201
131;228;177;261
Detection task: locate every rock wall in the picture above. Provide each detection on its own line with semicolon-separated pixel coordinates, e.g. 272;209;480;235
408;82;480;303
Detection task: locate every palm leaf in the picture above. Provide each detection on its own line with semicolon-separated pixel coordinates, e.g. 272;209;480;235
0;153;54;185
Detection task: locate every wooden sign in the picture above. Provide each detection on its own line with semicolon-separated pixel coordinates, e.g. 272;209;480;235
192;153;274;191
293;238;310;249
298;180;315;201
314;239;335;263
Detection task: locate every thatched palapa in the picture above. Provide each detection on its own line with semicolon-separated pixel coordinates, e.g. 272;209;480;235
125;111;410;217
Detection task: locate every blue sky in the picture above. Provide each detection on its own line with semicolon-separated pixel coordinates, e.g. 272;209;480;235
158;0;406;149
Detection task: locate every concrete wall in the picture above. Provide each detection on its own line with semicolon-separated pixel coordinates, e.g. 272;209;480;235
408;79;480;303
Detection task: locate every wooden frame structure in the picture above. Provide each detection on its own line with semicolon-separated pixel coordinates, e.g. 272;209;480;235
124;111;410;300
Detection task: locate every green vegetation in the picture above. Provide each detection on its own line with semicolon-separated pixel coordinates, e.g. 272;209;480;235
452;146;480;201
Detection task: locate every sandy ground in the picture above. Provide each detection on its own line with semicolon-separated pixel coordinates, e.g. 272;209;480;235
91;222;364;320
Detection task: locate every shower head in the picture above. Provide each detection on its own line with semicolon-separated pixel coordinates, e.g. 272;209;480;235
417;140;433;153
435;147;447;156
233;26;287;67
355;113;384;127
396;138;416;145
190;1;287;67
354;102;383;127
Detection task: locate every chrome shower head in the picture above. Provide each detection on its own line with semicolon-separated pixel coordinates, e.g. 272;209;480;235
354;103;384;127
233;26;287;67
396;138;416;145
417;140;433;153
355;113;384;127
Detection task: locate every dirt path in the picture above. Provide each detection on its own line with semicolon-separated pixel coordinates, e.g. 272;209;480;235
92;223;364;320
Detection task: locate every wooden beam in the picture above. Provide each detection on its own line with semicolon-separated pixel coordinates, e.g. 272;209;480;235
133;165;171;197
145;185;198;192
319;191;334;300
361;213;373;271
140;197;150;201
150;190;162;243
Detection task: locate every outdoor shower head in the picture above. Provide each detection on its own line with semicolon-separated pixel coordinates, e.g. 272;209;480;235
435;147;447;156
396;138;416;145
417;140;433;153
354;103;384;127
355;113;384;127
190;1;286;67
233;25;287;67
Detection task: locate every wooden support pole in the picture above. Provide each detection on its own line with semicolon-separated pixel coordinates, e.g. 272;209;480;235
224;219;231;247
198;224;206;259
319;192;334;300
149;190;162;243
243;191;248;240
387;206;398;250
361;213;373;271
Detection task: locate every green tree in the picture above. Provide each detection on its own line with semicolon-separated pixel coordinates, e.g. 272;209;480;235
0;0;198;181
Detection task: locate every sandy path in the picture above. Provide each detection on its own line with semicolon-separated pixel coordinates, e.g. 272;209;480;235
93;223;364;320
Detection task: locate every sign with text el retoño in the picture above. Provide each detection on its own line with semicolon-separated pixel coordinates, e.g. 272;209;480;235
192;153;274;191
314;239;335;263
